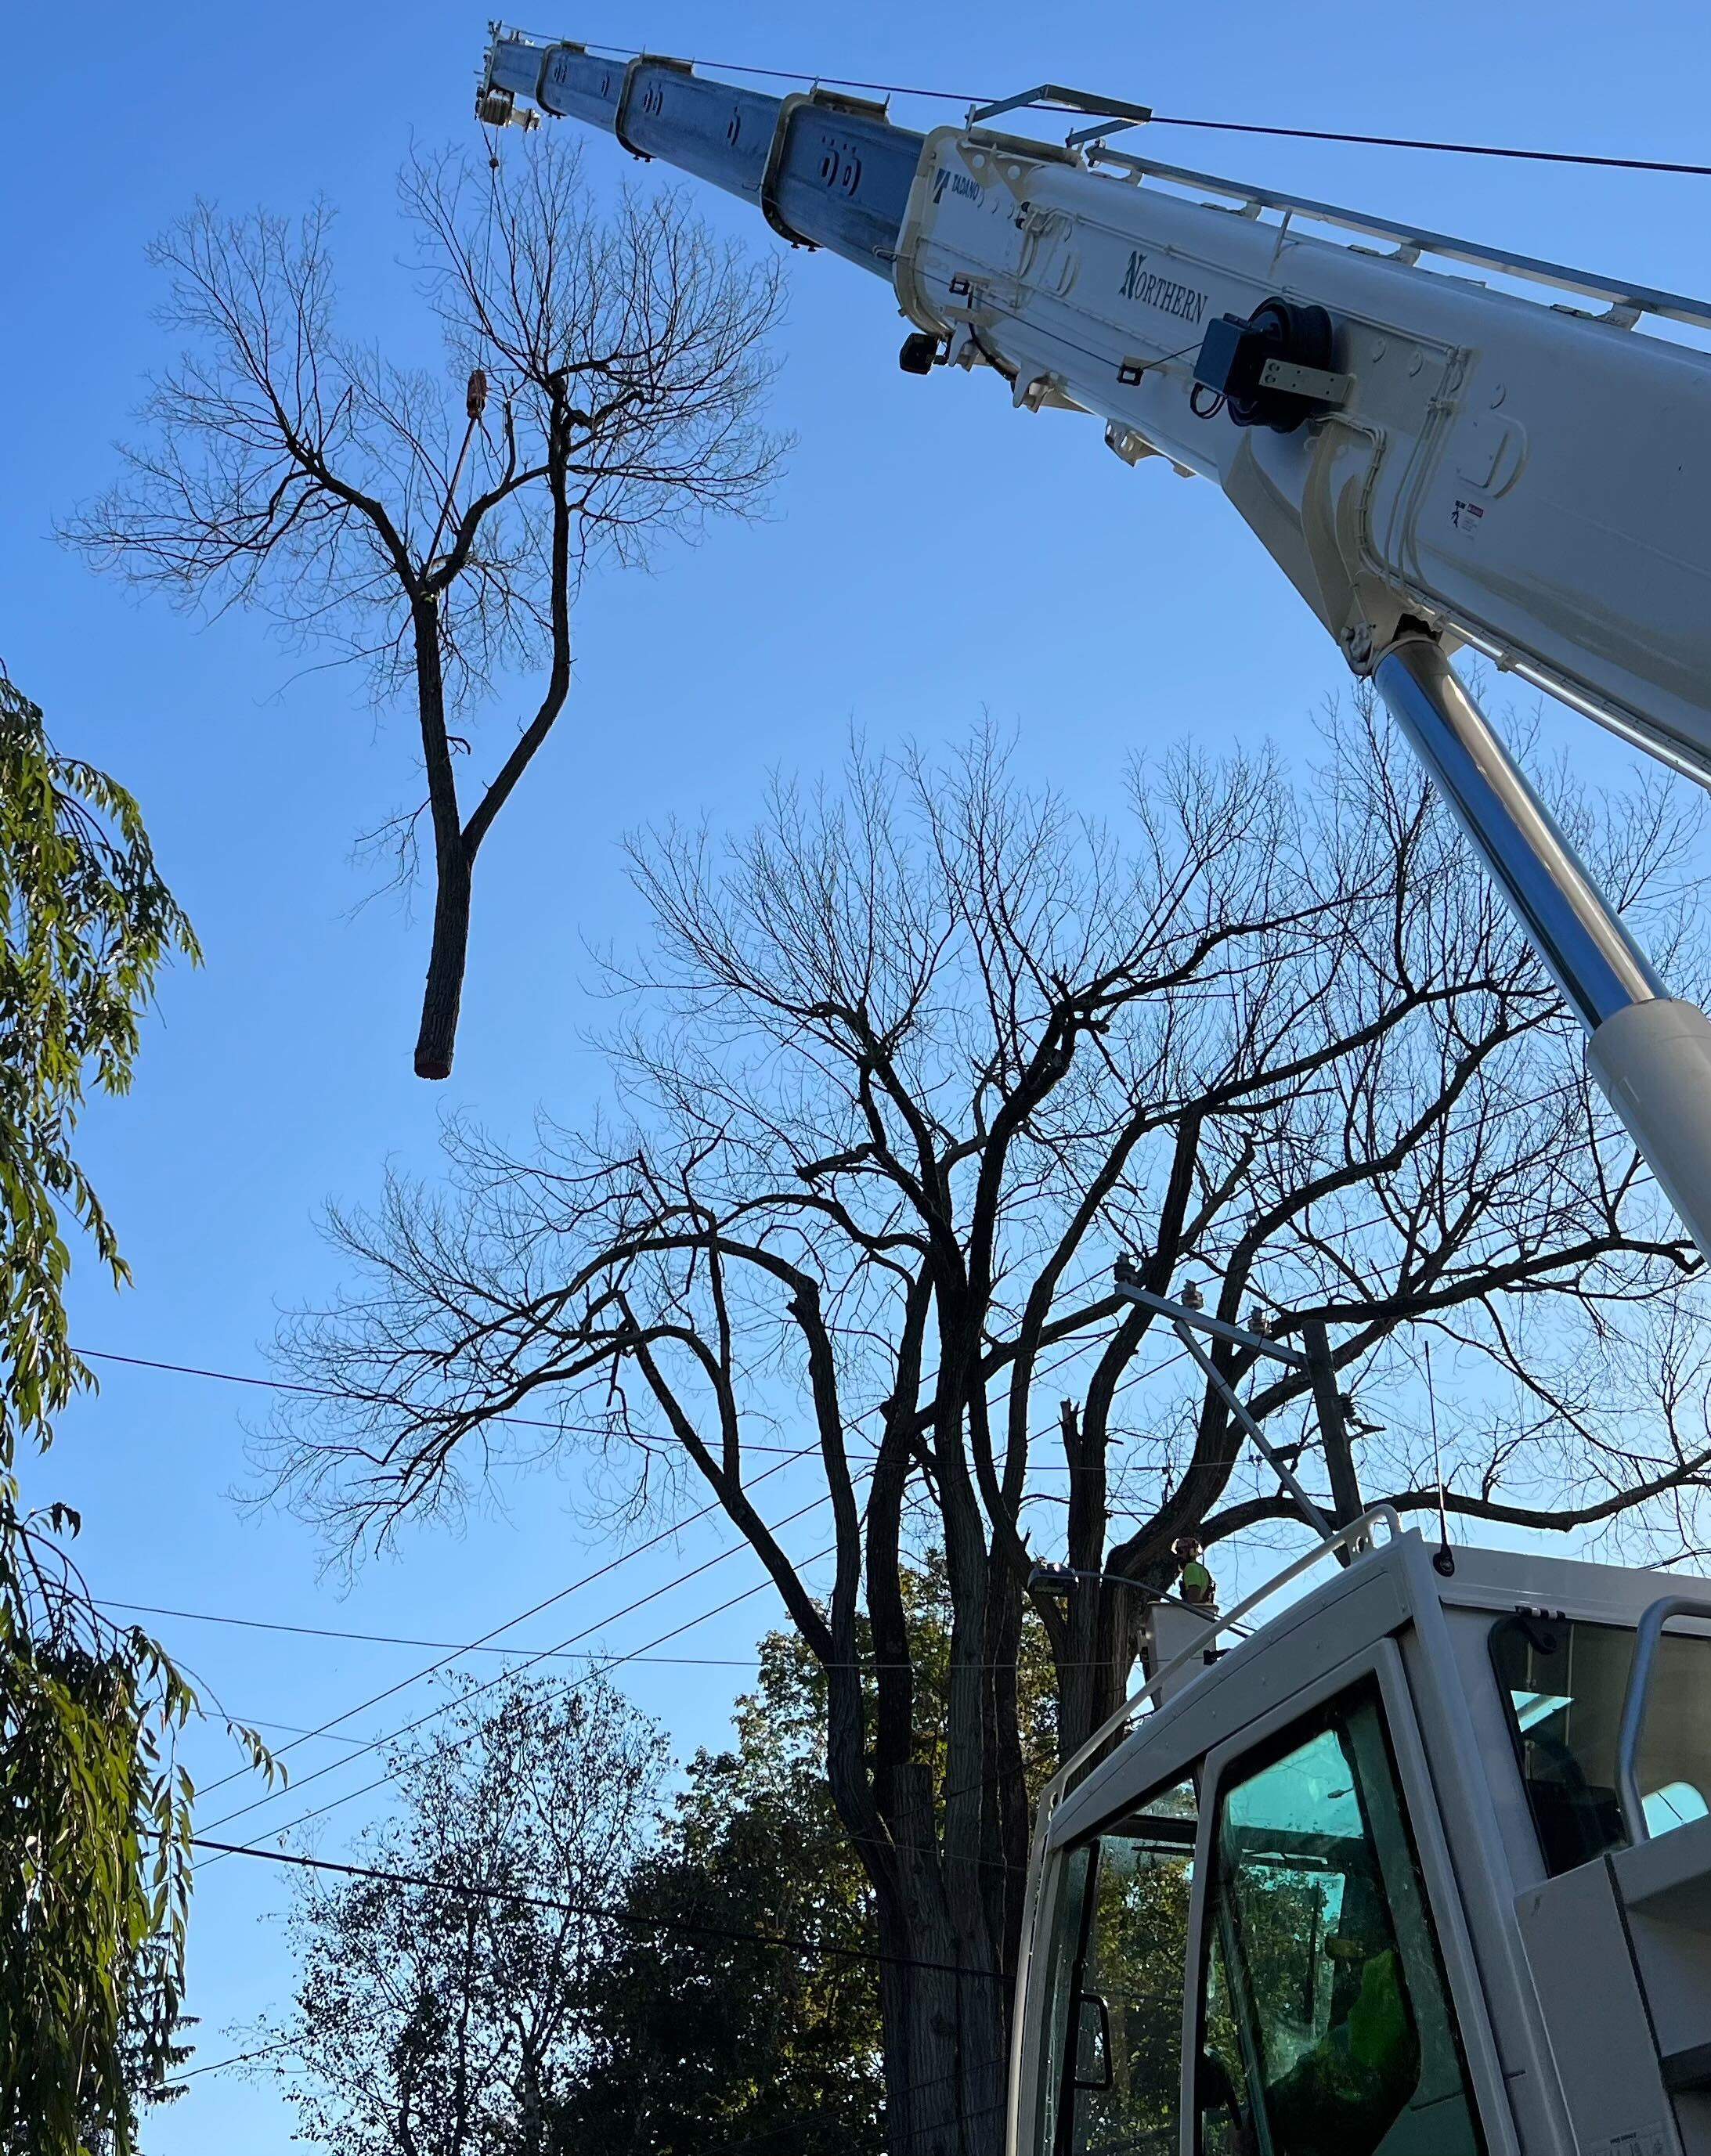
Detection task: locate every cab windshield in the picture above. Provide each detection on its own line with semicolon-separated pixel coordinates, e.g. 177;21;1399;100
1489;1611;1711;1874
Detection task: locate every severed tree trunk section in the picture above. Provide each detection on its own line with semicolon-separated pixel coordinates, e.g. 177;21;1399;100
413;842;472;1080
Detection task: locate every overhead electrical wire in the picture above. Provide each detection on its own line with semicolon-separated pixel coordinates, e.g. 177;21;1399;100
193;1558;836;1865
77;1332;1201;1462
190;1833;1009;1982
194;1494;837;1848
164;2039;294;2086
102;1599;789;1659
556;38;1711;178
92;1289;1309;1819
99;1595;1187;1672
73;1343;812;1455
193;1438;821;1799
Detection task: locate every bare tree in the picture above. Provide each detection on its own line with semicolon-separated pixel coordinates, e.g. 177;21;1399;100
65;140;786;1077
265;703;1711;2155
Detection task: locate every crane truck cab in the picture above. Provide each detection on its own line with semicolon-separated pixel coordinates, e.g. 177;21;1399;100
1015;1526;1711;2156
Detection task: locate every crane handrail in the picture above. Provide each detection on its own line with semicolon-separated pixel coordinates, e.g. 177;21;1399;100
1613;1591;1711;1843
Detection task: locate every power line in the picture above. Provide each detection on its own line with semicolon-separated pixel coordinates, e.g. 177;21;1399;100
192;1571;789;1866
102;1595;1170;1671
195;1497;836;1848
560;40;1711;178
82;1333;1162;1460
82;1332;1203;1462
74;1343;812;1455
164;2039;294;2086
106;1599;778;1659
195;1440;818;1799
192;1548;841;1862
190;1833;1008;1983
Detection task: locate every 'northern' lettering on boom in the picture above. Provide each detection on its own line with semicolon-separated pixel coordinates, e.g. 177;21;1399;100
1117;250;1207;326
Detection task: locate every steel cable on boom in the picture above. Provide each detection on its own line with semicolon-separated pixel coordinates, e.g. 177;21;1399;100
550;38;1711;178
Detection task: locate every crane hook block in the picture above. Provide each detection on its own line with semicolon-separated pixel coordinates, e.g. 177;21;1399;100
1193;299;1349;432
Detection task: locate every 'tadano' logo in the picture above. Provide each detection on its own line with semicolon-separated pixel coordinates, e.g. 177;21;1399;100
1118;249;1208;327
932;164;985;206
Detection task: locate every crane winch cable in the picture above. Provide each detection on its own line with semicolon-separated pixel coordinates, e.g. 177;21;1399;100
542;38;1711;178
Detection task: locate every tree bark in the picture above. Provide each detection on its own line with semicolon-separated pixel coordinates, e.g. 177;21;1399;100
414;844;472;1080
413;428;573;1082
411;597;471;1081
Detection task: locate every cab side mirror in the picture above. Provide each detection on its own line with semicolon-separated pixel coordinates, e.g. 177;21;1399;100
1072;1990;1114;2091
1198;2047;1238;2109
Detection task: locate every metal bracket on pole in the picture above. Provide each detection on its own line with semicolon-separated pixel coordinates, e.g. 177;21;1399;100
1113;1267;1307;1367
1168;1320;1337;1543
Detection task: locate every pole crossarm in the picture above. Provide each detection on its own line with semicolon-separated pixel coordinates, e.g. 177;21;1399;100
1111;1269;1309;1367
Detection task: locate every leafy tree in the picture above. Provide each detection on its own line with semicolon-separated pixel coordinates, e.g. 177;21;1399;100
0;668;260;2154
557;1563;1055;2156
0;670;197;1445
67;141;786;1079
256;1673;665;2156
558;1631;883;2156
269;708;1710;2153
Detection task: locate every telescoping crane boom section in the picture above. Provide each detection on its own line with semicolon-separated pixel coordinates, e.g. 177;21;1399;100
479;33;1711;1266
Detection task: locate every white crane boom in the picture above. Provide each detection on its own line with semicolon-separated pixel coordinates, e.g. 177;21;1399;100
478;32;1711;1261
474;41;1711;2156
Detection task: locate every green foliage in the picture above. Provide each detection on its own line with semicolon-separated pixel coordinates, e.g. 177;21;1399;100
260;1562;1058;2156
555;1563;1058;2156
260;1673;666;2156
554;1630;884;2156
0;669;197;1456
0;1526;197;2155
0;669;257;2154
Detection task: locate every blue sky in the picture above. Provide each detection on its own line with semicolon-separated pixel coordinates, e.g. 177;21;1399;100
6;1;1711;2146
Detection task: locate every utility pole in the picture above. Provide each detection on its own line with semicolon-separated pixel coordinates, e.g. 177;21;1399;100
1302;1318;1364;1560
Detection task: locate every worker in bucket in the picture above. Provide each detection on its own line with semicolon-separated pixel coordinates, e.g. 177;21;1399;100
1174;1534;1217;1606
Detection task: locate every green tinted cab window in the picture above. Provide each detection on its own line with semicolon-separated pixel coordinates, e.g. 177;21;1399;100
1048;1785;1197;2156
1197;1684;1483;2156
